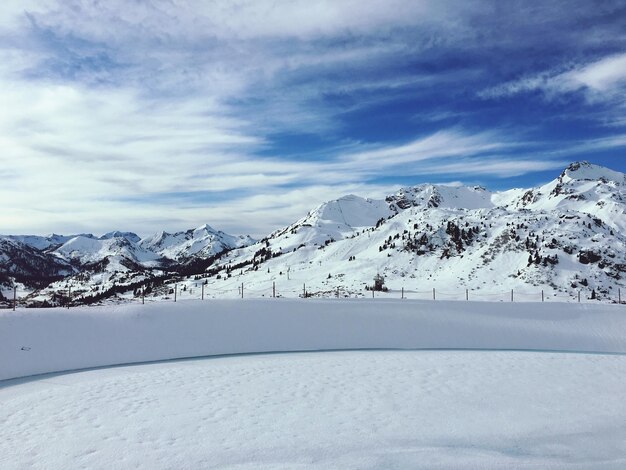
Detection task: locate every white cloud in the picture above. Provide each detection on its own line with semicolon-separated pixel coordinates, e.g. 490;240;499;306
481;53;626;101
0;1;607;237
562;54;626;93
0;71;547;237
410;158;568;178
14;0;457;42
338;130;510;170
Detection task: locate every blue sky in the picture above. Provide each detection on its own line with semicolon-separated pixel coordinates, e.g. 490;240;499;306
1;0;625;236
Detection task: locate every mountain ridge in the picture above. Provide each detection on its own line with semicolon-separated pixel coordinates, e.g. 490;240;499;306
2;161;625;306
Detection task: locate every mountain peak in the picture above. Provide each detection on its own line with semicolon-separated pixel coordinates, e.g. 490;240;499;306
387;183;493;210
100;231;141;243
194;223;218;234
560;161;625;184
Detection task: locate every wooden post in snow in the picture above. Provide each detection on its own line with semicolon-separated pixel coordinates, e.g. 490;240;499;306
201;283;204;300
511;289;513;302
578;291;581;303
68;286;71;309
273;282;276;298
401;287;404;299
466;289;468;301
542;290;544;302
174;284;177;302
433;288;436;300
241;283;244;299
13;286;16;311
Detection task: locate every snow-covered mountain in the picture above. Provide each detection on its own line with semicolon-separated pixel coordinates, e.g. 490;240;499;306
265;194;395;252
499;161;626;231
52;235;164;270
99;231;142;244
139;224;254;262
0;237;73;286
386;184;494;210
195;162;625;302
2;161;625;306
4;233;96;251
0;224;255;304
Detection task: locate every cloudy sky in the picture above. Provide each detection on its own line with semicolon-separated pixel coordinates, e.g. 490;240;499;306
1;0;625;237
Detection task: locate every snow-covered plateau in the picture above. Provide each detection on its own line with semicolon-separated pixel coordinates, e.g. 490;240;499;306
2;161;626;307
1;299;626;468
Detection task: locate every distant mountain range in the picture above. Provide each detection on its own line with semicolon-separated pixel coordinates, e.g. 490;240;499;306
2;161;625;306
0;225;254;289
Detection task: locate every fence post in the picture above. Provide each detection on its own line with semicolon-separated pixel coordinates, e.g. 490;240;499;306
578;290;580;303
511;289;513;302
303;283;306;298
541;290;544;302
142;288;145;304
466;289;468;301
433;288;436;300
372;288;374;298
241;283;244;299
619;288;621;304
68;286;71;309
13;286;16;311
336;287;339;298
273;282;276;298
401;287;404;299
174;284;177;302
201;283;204;300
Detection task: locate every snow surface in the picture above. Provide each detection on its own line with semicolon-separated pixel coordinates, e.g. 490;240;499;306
2;300;626;468
1;351;626;469
2;299;626;382
388;183;494;210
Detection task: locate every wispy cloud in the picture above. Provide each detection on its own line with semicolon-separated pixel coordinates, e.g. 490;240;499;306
1;1;624;236
480;53;626;102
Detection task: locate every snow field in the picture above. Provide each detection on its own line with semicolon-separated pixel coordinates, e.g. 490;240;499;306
1;351;625;469
2;299;626;468
2;298;626;382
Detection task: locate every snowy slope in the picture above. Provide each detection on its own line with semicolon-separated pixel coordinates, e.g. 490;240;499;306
269;194;394;247
0;237;72;285
202;163;626;302
387;183;494;210
503;162;626;231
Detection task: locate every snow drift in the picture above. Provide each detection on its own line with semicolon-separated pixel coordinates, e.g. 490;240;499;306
2;298;625;382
